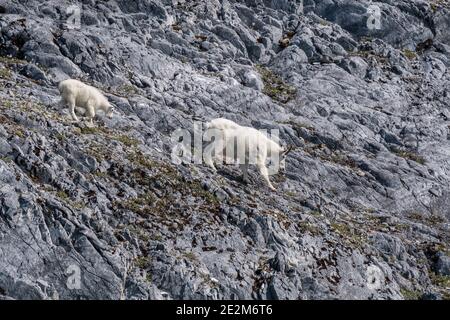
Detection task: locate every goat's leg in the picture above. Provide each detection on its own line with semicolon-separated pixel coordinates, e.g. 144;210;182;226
257;162;276;191
85;101;95;126
239;163;250;183
67;97;79;122
204;144;217;172
204;157;217;172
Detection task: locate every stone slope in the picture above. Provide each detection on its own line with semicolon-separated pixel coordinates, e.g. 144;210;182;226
0;0;449;299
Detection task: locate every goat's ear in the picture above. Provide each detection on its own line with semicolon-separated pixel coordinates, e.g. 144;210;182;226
282;145;294;156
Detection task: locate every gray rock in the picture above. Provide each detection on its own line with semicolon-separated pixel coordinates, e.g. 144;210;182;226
20;64;47;82
242;70;264;91
435;254;450;276
339;56;368;79
0;0;449;301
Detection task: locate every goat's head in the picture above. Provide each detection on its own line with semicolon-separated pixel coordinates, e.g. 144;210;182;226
278;145;294;172
105;103;114;119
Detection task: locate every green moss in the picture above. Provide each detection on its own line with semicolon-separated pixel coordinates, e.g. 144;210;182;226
0;56;26;65
14;128;25;138
127;151;156;168
120;192;157;214
118;84;138;95
400;288;422;300
256;65;297;104
183;252;198;262
80;126;105;135
172;23;182;32
392;148;426;165
402;49;417;60
86;143;110;162
430;243;450;257
331;222;366;247
328;153;358;169
72;201;86;210
113;135;140;147
429;0;448;13
127;225;151;242
431;273;450;288
408;212;445;226
299;222;321;236
134;256;150;269
0;67;12;79
189;180;219;204
309;211;322;217
57;190;69;200
152;234;163;241
145;273;152;283
55;133;65;141
0;156;12;163
94;171;109;178
3;100;13;108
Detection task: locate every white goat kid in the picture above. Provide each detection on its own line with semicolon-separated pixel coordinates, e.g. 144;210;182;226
58;79;113;124
204;118;292;190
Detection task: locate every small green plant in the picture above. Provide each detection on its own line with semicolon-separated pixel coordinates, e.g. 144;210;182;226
3;100;13;108
392;148;426;165
402;49;417;60
127;151;155;168
331;222;366;247
189;180;219;204
55;133;65;141
13;128;25;138
299;222;321;236
0;56;26;64
113;135;140;147
0;67;12;79
57;190;69;200
183;252;198;262
72;201;86;210
431;273;450;288
120;192;157;214
256;65;297;104
145;273;152;283
134;256;150;269
119;84;138;95
0;156;12;163
400;288;422;300
80;126;103;135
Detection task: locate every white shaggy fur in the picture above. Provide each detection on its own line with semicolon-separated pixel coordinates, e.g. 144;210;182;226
58;79;113;124
205;118;291;190
205;118;241;131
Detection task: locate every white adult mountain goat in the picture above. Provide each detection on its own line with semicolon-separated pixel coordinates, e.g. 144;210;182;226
205;118;293;190
58;79;113;124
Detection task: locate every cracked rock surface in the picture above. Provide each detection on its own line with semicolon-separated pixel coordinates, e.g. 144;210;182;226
0;0;450;300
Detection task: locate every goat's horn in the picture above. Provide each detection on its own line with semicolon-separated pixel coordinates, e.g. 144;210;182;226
283;145;294;156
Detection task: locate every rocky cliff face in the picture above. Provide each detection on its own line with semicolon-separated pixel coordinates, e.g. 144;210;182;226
0;0;450;300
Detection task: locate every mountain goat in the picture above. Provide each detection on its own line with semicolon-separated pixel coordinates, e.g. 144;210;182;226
204;118;293;190
58;79;113;124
